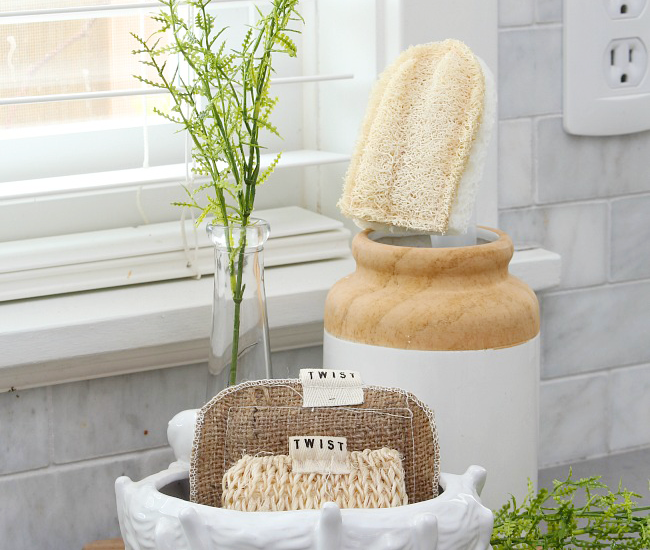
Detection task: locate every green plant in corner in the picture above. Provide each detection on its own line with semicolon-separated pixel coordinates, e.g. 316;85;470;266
491;471;650;548
132;0;302;385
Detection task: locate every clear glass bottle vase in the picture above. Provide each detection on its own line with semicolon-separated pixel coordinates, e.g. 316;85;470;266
206;218;272;398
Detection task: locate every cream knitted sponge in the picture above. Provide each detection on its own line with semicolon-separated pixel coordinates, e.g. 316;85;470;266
221;448;408;512
338;39;496;235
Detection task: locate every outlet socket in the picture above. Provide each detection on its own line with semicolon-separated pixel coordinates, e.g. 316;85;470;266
605;38;648;87
604;0;648;19
565;0;650;135
605;0;647;19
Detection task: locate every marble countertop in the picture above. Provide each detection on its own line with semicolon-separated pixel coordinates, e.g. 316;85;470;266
539;447;650;500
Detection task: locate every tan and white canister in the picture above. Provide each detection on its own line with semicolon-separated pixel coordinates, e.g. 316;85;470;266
323;227;540;509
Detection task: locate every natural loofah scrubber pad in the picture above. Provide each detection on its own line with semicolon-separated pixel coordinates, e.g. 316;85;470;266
222;448;408;512
338;39;496;235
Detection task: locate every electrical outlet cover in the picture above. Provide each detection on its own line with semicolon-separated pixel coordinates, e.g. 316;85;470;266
604;0;647;19
564;0;650;135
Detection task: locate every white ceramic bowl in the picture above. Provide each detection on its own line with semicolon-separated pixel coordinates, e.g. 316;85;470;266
116;410;494;550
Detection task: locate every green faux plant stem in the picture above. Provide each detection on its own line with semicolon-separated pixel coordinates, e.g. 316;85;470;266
491;471;650;548
132;0;301;385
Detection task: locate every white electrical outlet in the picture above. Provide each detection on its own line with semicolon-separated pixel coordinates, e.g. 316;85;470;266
605;0;647;18
605;38;648;87
564;0;650;135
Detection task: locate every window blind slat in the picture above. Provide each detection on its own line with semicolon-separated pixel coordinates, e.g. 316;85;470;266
0;3;162;19
0;149;351;200
0;74;353;106
0;206;352;302
0;1;257;22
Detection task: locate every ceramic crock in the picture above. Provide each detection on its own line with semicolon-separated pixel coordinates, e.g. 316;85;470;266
323;227;540;509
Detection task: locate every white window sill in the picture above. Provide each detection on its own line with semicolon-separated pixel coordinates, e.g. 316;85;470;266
0;248;560;392
0;206;351;301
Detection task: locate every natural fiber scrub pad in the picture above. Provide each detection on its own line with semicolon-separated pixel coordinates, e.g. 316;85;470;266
338;39;496;235
222;448;408;512
190;380;440;507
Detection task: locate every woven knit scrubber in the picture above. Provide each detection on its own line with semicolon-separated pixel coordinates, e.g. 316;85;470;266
190;380;440;508
222;448;408;512
338;39;496;235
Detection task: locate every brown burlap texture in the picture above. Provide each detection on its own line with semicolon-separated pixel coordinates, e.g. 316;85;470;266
189;379;440;507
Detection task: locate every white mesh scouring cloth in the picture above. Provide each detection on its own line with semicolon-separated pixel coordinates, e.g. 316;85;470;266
338;39;496;235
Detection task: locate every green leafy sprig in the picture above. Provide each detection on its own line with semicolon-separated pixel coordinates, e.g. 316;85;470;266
492;471;650;549
132;0;302;386
132;0;301;227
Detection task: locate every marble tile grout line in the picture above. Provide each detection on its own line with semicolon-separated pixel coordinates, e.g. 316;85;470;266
500;198;613;214
540;276;650;297
540;359;650;383
606;199;613;284
499;22;563;32
0;444;172;482
604;367;613;456
46;385;54;469
539;443;650;471
532;115;539;205
523;189;650;208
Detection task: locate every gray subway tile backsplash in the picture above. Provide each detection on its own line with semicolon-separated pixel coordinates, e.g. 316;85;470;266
0;387;49;475
499;0;535;27
540;281;650;379
498;119;535;208
539;374;608;468
608;363;650;452
537;117;650;204
498;24;650;468
536;0;562;23
611;194;650;282
499;28;562;119
0;447;173;550
51;363;206;463
501;202;608;289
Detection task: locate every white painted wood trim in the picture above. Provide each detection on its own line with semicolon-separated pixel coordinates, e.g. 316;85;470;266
0;207;351;301
0;258;354;392
0;150;350;200
0;75;355;107
511;247;562;292
0;0;248;20
0;247;560;392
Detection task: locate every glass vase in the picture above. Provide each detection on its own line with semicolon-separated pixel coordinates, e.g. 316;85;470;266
206;218;272;399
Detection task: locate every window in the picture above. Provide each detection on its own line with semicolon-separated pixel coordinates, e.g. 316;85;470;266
0;0;500;299
1;1;353;237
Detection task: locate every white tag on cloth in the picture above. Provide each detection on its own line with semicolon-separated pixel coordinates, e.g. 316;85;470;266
289;436;351;474
299;368;364;408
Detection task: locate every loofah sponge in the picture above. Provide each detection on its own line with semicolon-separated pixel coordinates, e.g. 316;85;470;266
221;448;408;512
338;39;496;235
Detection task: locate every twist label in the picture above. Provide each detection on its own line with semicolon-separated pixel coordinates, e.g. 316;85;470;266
289;435;350;474
299;368;364;407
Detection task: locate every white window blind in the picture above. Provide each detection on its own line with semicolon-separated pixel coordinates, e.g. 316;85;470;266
0;0;356;240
